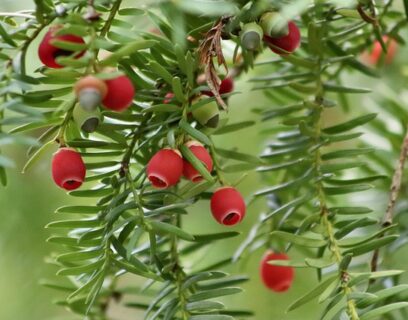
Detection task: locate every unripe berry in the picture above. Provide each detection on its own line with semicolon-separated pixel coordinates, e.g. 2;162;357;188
203;77;234;97
260;12;289;38
163;92;175;104
240;23;264;51
260;251;294;292
147;149;183;189
210;187;246;226
74;76;108;111
38;26;85;69
51;148;86;191
263;21;300;55
102;75;135;112
183;141;213;182
73;104;102;133
192;100;220;128
364;36;397;65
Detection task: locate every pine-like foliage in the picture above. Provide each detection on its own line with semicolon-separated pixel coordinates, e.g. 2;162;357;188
236;2;408;319
1;0;408;319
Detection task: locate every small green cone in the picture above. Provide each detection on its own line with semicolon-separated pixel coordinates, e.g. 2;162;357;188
260;12;289;38
192;101;220;128
241;23;263;51
78;88;102;112
73;104;102;133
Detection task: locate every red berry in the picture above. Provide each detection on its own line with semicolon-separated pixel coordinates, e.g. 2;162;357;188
163;92;175;104
260;251;294;292
147;149;183;189
364;36;397;65
219;78;234;95
210;187;246;226
263;21;300;55
38;26;85;69
102;75;135;112
203;78;234;96
51;148;86;191
183;141;213;182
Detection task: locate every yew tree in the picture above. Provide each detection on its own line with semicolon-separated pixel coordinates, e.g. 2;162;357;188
1;0;408;319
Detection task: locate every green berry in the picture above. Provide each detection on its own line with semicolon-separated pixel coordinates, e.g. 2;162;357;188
240;23;264;51
192;100;220;128
73;104;102;133
260;12;289;38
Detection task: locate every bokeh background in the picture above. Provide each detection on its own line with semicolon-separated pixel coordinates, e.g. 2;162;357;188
1;1;408;319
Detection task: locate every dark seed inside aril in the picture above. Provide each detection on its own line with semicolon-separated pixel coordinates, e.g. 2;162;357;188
53;49;74;59
206;114;219;128
81;118;99;133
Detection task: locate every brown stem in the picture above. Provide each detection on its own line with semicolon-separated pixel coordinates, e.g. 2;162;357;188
370;125;408;274
357;4;378;25
384;127;408;225
370;247;380;273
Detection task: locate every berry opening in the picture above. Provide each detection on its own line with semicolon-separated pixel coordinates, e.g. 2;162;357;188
222;212;241;225
62;179;82;191
148;175;168;189
191;175;203;183
274;281;291;292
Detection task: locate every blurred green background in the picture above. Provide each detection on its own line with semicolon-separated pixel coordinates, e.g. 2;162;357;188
1;1;408;320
